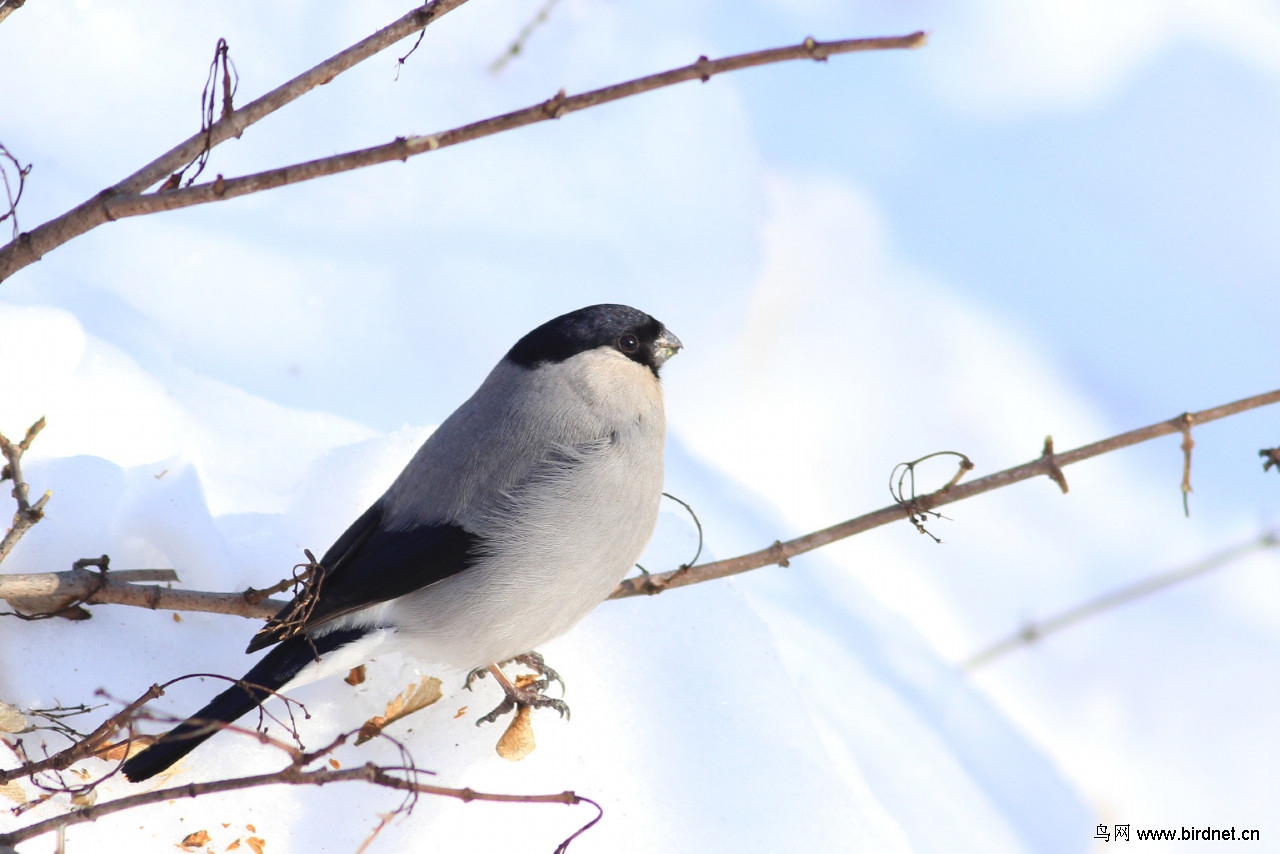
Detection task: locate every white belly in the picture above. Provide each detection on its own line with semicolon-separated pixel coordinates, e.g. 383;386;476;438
387;420;664;668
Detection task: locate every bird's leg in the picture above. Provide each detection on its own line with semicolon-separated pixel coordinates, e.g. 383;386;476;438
467;652;570;726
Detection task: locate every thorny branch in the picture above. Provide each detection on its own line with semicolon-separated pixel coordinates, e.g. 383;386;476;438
0;27;926;283
0;418;51;566
611;387;1280;598
0;684;163;786
962;529;1280;669
2;389;1278;618
0;710;601;851
0;0;472;283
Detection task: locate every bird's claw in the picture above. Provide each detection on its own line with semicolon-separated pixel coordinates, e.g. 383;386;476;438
471;652;571;726
476;690;569;726
511;651;565;694
464;665;488;691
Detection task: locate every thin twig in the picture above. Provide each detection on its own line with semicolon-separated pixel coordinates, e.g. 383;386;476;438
0;417;51;565
0;143;32;240
0;0;471;283
961;529;1280;669
0;762;591;848
489;0;562;74
0;684;164;785
0;0;26;27
0;31;926;279
610;387;1280;598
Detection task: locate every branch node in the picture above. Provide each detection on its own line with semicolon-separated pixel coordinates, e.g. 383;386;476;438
96;189;119;223
1260;447;1280;474
888;451;970;542
1177;412;1195;517
802;36;828;61
694;55;712;82
541;88;568;119
1040;436;1069;494
769;540;791;568
212;174;227;197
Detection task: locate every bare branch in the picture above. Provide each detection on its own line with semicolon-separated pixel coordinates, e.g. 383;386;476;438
0;565;283;620
611;387;1280;598
962;529;1280;669
0;683;164;785
0;0;471;283
3;388;1277;619
0;417;51;565
0;759;596;849
0;0;26;27
489;0;562;74
0;30;926;282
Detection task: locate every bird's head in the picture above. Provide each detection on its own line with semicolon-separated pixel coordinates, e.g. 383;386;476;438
506;304;682;377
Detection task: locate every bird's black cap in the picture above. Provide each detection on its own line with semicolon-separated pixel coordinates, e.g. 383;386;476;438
505;304;680;375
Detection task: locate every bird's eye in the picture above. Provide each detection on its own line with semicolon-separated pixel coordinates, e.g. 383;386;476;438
618;334;640;354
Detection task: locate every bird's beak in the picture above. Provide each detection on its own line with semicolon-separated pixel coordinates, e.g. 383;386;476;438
652;327;683;367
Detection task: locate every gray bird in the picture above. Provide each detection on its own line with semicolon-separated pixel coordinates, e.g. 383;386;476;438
122;304;681;782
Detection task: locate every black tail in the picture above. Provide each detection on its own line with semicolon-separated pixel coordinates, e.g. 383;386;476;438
121;628;366;782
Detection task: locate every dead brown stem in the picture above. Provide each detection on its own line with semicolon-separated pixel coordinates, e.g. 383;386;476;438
0;0;470;283
0;30;925;282
611;387;1280;599
0;761;592;848
3;389;1276;618
0;417;51;565
0;566;283;620
0;684;163;785
962;529;1280;669
0;0;25;27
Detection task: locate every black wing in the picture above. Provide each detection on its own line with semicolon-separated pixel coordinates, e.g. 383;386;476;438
246;501;481;653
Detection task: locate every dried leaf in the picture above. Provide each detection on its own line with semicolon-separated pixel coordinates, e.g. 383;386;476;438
0;702;28;734
385;676;443;719
71;788;97;808
495;706;535;761
454;706;467;719
356;716;387;745
246;824;256;833
0;781;27;805
226;840;241;851
328;758;340;770
355;676;442;744
344;665;366;686
173;612;183;622
180;830;211;849
246;836;266;854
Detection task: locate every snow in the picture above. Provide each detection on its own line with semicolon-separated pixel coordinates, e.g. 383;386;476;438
2;0;1279;851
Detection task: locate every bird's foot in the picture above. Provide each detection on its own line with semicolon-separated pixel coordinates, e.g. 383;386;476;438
466;654;570;726
465;651;565;693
